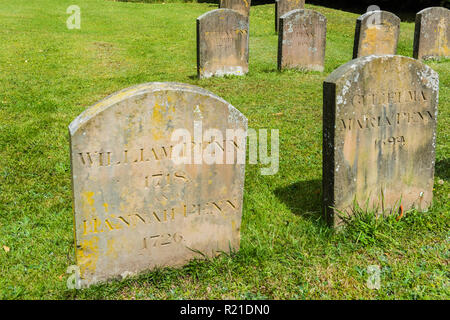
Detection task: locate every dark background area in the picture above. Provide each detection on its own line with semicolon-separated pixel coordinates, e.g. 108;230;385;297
304;0;449;21
236;0;449;21
127;0;450;17
306;0;449;12
250;0;449;10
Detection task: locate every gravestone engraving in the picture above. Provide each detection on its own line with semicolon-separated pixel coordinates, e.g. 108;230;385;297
219;0;251;18
69;82;247;287
413;7;450;60
197;9;249;79
275;0;305;32
323;55;439;227
353;11;400;58
278;9;327;71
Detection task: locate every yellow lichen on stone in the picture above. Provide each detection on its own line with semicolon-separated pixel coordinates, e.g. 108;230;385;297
81;191;96;219
76;236;99;278
436;18;449;56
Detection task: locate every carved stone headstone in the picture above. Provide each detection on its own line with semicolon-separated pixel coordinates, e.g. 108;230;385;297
413;7;450;60
323;55;439;227
69;82;247;286
197;9;249;79
353;11;400;58
219;0;251;18
278;9;327;71
275;0;305;32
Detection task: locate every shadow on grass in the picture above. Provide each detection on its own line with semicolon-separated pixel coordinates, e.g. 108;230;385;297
196;0;275;5
260;67;279;73
274;179;325;224
435;158;449;180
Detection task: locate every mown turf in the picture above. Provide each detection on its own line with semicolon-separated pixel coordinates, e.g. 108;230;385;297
0;0;448;299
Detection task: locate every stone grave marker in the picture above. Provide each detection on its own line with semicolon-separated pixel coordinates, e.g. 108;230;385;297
275;0;305;32
323;55;439;227
197;9;249;79
278;9;327;71
219;0;251;18
413;7;450;60
353;10;400;58
69;82;247;287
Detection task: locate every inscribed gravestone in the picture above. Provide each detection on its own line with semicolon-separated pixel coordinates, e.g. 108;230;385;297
69;82;247;286
219;0;251;18
197;9;249;79
278;9;327;71
413;7;450;60
353;11;400;58
275;0;305;32
323;55;438;227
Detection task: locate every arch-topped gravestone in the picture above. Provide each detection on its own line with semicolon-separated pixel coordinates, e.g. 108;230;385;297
275;0;305;32
197;9;249;79
413;7;450;60
353;11;400;58
278;9;327;71
69;82;247;287
219;0;251;18
323;56;439;227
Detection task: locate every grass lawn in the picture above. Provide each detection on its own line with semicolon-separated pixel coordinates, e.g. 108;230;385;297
0;0;448;299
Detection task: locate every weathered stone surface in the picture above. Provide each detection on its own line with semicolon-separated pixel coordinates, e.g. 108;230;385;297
413;7;450;60
197;9;249;79
219;0;251;18
69;82;247;287
353;11;400;58
278;9;327;71
275;0;305;32
323;55;438;227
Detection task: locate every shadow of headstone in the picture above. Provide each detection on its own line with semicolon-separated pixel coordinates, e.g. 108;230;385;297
274;179;325;225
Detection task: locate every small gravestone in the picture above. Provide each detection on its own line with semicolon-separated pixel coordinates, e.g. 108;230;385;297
275;0;305;32
413;7;450;60
219;0;251;18
323;55;438;227
278;9;327;71
197;9;249;79
353;11;400;58
69;82;247;287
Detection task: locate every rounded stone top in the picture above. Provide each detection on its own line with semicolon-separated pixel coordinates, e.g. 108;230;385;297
357;10;400;24
417;6;450;15
279;8;327;21
197;8;247;21
69;82;247;136
324;55;438;88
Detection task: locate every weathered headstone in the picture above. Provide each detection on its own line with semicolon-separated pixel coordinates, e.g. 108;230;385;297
323;55;438;227
413;7;450;60
69;82;247;287
353;11;400;58
275;0;305;32
219;0;251;18
278;9;327;71
197;9;249;79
